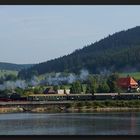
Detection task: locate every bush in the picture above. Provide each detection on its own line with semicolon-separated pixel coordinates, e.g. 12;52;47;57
84;101;92;108
92;101;102;108
104;100;113;107
65;103;72;108
76;102;83;108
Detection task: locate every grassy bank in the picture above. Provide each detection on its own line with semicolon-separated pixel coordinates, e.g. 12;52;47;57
65;100;140;112
72;100;140;108
1;100;140;113
0;107;23;113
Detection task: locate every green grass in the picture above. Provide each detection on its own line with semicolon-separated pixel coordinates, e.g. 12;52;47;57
0;70;18;77
38;74;46;81
68;100;140;109
119;72;140;80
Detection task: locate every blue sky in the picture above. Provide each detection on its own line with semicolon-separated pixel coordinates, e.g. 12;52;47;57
0;5;140;64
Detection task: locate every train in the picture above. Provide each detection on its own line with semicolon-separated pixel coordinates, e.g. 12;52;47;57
27;93;140;101
1;92;140;102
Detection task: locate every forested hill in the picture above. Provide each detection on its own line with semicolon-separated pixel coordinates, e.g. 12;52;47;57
18;26;140;79
0;62;33;71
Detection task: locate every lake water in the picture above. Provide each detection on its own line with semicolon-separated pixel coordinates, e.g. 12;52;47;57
0;112;140;135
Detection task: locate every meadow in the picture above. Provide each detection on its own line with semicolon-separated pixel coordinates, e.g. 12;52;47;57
0;70;18;77
119;72;140;80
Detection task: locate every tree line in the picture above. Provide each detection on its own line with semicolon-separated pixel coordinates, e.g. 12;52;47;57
70;73;120;94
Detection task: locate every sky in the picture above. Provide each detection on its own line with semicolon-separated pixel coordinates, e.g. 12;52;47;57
0;5;140;64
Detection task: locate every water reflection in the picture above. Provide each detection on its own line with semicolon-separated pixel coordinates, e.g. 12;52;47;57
130;113;136;135
0;112;140;135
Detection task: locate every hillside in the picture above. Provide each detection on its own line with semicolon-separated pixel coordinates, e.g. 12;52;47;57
0;62;33;71
18;26;140;79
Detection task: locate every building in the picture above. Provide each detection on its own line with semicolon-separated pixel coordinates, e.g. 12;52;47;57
117;76;138;90
57;89;64;94
57;89;70;95
65;89;70;94
43;87;56;94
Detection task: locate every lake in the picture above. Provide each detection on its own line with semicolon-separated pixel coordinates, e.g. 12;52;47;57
0;112;139;135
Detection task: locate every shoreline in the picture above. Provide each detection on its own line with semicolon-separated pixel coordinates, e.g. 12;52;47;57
0;106;140;113
1;100;140;113
67;107;140;112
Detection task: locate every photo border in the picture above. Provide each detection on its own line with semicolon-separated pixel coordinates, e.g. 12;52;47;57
0;0;140;5
0;1;140;140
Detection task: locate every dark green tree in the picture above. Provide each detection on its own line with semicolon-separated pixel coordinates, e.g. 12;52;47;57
60;85;65;89
81;84;84;93
53;85;59;91
107;73;120;93
5;74;17;81
0;76;5;84
86;76;97;95
33;87;41;94
70;81;82;94
15;87;24;96
97;81;110;93
0;90;9;98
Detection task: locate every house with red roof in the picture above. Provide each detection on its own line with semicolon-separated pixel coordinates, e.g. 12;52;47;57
117;76;138;90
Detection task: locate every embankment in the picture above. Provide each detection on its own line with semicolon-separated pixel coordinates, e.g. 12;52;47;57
1;100;140;113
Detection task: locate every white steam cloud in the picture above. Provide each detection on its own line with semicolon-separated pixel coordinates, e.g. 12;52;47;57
44;69;89;85
0;69;90;90
79;69;89;81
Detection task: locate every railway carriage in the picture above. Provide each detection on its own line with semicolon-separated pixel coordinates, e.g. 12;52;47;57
118;93;140;100
27;94;67;101
27;94;93;101
94;93;118;100
67;94;93;101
